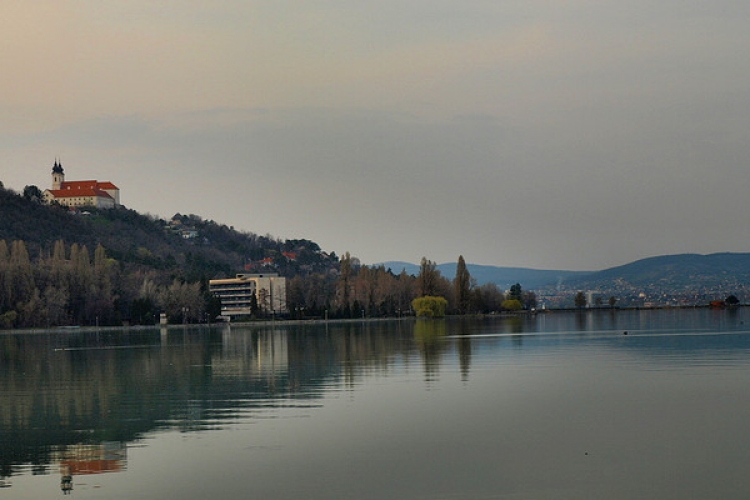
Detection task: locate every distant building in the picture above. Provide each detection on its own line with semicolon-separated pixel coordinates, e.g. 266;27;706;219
179;228;199;240
209;273;287;319
43;160;120;208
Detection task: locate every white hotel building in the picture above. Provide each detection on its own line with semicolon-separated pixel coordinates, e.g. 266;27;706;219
209;273;287;319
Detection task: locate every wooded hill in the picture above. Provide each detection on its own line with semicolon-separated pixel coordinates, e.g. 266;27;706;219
0;184;338;282
0;184;342;327
562;253;750;290
1;185;518;326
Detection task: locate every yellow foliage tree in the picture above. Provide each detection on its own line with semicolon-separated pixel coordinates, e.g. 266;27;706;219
501;299;523;311
412;296;448;317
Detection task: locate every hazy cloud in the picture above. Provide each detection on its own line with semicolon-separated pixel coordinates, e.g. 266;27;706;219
3;1;750;270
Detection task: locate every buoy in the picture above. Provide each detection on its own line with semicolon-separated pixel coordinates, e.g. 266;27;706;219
623;331;628;335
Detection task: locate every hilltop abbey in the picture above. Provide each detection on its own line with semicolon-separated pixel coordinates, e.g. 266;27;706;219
43;160;120;209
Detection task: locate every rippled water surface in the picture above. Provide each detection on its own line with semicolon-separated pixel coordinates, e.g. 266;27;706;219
3;309;750;499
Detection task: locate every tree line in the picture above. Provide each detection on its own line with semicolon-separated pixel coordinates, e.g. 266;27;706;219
288;253;536;320
1;186;537;324
0;241;533;328
0;239;218;328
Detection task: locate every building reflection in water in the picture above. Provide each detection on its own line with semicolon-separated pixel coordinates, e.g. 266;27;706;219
56;442;126;475
0;320;460;487
60;470;72;494
55;442;126;495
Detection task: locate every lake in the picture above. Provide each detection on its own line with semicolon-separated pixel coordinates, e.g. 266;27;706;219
2;308;750;499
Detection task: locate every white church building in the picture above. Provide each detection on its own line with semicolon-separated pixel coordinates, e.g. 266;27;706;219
43;160;120;209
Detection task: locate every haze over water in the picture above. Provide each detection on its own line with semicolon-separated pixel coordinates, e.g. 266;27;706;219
3;309;750;499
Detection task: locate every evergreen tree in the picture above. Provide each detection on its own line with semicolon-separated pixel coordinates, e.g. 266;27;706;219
508;283;523;302
453;255;471;314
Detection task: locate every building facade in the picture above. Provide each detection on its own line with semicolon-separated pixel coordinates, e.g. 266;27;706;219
209;273;287;319
43;160;120;208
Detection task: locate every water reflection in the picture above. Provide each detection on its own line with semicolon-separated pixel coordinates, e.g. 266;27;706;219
3;309;750;498
60;471;72;494
414;319;447;382
0;322;418;481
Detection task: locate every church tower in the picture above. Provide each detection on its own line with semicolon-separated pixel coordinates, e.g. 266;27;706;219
51;159;64;190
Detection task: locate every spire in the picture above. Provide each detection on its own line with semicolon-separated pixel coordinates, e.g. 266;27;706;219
52;158;64;174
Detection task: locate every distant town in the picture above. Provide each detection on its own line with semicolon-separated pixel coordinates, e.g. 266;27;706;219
537;282;744;310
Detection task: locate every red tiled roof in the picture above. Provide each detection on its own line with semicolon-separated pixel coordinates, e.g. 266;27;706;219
60;180;119;191
48;188;114;200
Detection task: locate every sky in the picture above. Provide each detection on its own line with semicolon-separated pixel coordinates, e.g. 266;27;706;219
3;1;750;271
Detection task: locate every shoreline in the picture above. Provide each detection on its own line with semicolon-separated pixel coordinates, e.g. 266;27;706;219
2;304;744;335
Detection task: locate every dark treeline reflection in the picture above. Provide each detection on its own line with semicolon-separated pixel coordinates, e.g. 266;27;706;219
3;309;750;479
0;320;443;478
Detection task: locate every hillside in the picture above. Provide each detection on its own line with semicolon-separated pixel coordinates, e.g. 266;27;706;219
563;253;750;290
0;185;337;281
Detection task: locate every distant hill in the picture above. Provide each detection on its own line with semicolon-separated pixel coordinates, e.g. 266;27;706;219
563;253;750;289
383;253;750;292
381;261;591;289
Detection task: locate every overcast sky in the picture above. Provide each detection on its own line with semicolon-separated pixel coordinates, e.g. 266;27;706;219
3;1;750;271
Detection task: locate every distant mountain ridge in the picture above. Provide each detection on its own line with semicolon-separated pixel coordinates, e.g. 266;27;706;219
382;253;750;291
563;253;750;289
380;261;591;289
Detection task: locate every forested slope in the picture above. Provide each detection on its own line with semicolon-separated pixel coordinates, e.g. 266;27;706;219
0;185;340;327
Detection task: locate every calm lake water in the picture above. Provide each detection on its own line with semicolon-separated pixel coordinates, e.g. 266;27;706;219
3;309;750;499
